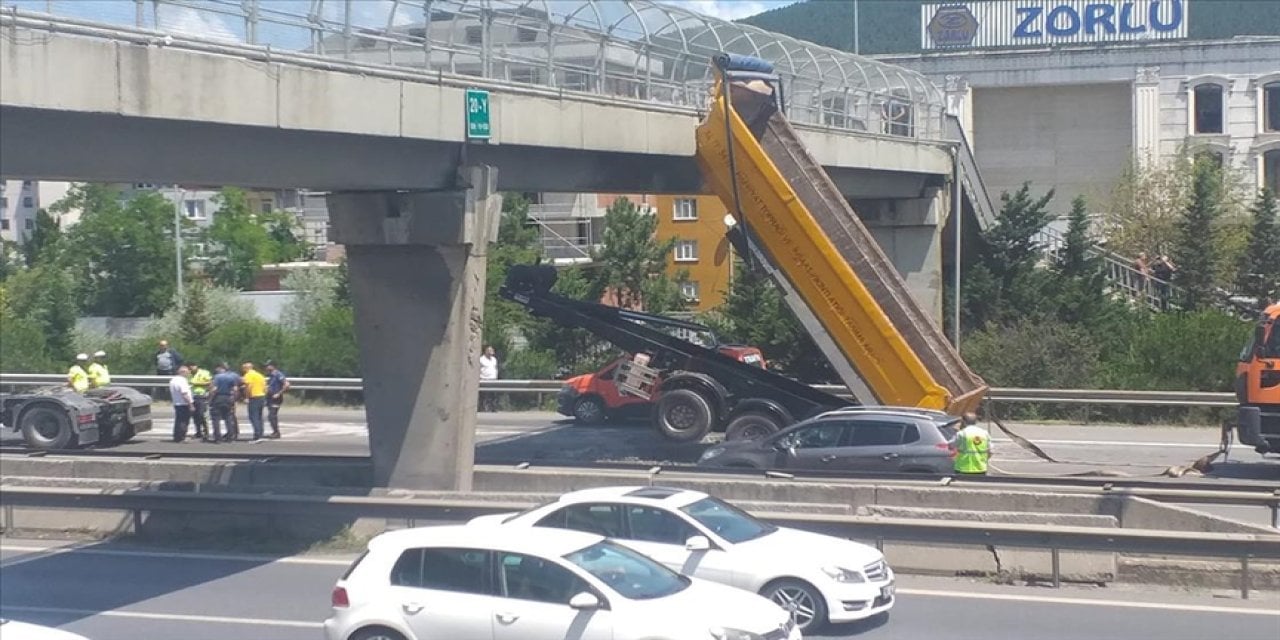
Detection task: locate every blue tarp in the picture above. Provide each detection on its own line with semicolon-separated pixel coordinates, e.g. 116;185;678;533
713;53;774;74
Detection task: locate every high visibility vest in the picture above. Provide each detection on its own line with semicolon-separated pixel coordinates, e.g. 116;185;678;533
191;369;213;397
954;426;990;474
87;362;111;387
67;365;90;393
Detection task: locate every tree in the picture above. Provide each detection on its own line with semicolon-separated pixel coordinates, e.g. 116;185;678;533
179;279;214;344
482;193;544;354
21;209;63;267
333;256;352;308
1237;189;1280;308
58;185;178;317
1172;158;1223;311
203;188;303;289
1057;196;1095;278
959;183;1056;330
279;266;339;330
1;263;78;360
592;197;687;313
0;239;20;282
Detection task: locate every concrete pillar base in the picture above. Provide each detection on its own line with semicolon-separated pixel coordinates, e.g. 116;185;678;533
327;167;502;490
854;191;945;322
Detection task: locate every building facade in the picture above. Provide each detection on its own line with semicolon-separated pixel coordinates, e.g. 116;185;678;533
0;179;72;243
651;194;734;311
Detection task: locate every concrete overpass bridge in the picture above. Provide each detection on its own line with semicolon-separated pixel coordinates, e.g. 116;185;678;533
0;0;977;490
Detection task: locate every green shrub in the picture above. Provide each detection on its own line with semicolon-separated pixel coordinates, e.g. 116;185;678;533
285;306;359;377
1096;309;1251;392
963;317;1101;390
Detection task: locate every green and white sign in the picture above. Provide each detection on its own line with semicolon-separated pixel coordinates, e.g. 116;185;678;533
466;89;491;140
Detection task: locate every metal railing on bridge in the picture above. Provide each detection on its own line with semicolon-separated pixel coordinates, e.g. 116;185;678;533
0;374;1237;408
3;0;947;140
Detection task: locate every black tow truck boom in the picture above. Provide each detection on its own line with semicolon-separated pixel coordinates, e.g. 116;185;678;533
500;264;851;442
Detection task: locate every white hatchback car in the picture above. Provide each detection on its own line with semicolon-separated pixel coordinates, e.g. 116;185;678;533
469;486;895;633
324;524;800;640
0;619;91;640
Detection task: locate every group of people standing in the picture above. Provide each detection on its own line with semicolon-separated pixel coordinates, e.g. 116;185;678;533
1132;252;1178;307
157;341;291;444
66;351;112;392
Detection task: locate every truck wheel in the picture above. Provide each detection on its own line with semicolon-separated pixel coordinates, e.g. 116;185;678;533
725;411;782;441
114;424;137;444
656;389;713;442
20;405;76;450
572;396;607;424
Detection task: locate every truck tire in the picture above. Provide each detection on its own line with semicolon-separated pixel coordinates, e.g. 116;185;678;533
656;389;713;442
20;405;76;450
724;411;782;441
572;396;607;425
114;424;137;444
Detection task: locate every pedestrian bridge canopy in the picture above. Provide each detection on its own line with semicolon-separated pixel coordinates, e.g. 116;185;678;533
5;0;946;140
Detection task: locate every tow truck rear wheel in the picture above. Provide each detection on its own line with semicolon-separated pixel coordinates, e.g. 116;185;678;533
724;411;782;441
20;405;76;450
656;389;713;442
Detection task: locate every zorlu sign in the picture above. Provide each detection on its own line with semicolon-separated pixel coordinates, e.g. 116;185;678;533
921;0;1189;50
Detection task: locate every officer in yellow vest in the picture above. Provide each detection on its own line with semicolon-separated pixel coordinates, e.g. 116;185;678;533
189;361;213;441
67;353;91;393
953;412;991;475
87;350;112;388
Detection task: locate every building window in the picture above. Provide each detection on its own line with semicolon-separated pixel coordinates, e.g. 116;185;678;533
21;180;33;189
516;26;538;43
0;219;8;231
680;281;700;302
673;198;697;221
24;218;34;230
465;25;482;45
1265;82;1280;133
184;200;205;219
561;71;590;91
1264;150;1280;194
673;239;698;262
22;196;33;208
260;201;274;214
0;196;7;209
1193;84;1225;135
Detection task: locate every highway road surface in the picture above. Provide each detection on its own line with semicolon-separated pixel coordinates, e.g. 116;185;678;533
1;538;1276;640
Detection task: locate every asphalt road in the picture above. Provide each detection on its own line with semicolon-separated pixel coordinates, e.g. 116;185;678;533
1;538;1276;640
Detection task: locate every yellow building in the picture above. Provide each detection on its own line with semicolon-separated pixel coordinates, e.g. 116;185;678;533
652;194;734;311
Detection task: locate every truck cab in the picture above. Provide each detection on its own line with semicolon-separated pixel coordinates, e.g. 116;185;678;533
1236;302;1280;454
558;346;767;424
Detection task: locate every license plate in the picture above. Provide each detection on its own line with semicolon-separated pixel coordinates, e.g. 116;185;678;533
880;583;895;599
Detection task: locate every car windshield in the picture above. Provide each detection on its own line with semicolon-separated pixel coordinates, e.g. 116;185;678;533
504;500;555;524
679;496;777;544
564;540;690;600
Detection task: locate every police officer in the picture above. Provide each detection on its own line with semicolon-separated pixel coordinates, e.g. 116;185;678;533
87;350;111;389
953;412;991;475
209;362;242;443
189;360;212;441
67;354;90;393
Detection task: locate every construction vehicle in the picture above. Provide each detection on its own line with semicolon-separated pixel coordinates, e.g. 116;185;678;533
1236;302;1280;454
505;53;988;443
0;386;153;450
555;312;767;424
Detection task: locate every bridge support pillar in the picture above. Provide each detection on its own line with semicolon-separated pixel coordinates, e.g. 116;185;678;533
326;167;502;490
855;190;945;323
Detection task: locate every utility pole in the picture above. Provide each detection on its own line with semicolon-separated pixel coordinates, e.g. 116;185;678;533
853;0;861;54
173;186;184;301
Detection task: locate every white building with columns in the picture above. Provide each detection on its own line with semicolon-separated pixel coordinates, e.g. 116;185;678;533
876;1;1280;211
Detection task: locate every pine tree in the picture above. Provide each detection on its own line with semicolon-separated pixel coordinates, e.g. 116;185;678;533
1057;195;1094;278
179;279;214;344
1237;189;1280;309
1171;159;1222;311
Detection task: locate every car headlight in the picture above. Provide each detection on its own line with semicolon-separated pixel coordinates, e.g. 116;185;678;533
709;628;764;640
699;447;725;461
821;565;866;583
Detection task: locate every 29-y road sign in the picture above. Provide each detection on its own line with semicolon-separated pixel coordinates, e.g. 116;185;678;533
466;88;491;140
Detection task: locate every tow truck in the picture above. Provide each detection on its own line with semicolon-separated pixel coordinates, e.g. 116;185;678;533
504;53;989;443
1237;302;1280;454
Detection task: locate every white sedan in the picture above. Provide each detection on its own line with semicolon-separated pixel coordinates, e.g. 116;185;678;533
324;524;799;640
469;486;895;633
0;619;91;640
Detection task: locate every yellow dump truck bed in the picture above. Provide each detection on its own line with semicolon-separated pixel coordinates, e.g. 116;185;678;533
694;78;987;415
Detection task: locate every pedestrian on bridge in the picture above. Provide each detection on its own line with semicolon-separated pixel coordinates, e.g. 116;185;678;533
265;360;290;439
241;362;268;442
189;361;212;442
67;353;90;393
209;362;242;442
953;412;991;475
87;350;111;388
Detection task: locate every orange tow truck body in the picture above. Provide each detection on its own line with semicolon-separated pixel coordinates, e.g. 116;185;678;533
1236;302;1280;454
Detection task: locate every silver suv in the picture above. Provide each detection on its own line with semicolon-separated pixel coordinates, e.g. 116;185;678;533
696;407;962;474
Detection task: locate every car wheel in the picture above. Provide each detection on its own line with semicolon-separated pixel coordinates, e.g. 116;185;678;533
572;396;607;424
762;578;827;634
350;627;406;640
724;411;782;441
20;405;76;450
655;389;714;443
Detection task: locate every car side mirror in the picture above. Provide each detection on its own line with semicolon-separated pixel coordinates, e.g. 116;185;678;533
569;592;602;610
685;535;711;551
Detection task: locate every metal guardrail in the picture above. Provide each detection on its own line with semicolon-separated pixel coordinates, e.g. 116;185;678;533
0;374;1238;408
1;485;1276;595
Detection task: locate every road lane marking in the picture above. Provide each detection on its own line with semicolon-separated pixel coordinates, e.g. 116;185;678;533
0;544;353;567
0;605;324;628
992;438;1217;449
898;588;1280;615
